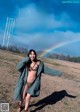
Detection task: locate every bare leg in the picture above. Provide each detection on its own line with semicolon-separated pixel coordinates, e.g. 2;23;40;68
17;84;28;111
17;100;22;112
22;83;29;101
24;93;31;111
18;101;22;107
17;84;29;112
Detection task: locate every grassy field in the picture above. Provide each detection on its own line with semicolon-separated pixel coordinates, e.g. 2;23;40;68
0;49;80;112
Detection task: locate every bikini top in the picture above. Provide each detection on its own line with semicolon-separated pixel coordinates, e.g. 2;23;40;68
28;61;40;71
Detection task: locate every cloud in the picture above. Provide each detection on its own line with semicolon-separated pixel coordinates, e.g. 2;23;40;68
15;3;44;32
10;3;80;52
7;30;80;52
0;1;80;56
15;3;62;32
15;3;79;34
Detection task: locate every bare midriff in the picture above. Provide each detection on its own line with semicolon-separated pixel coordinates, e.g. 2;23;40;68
27;70;37;83
26;61;40;84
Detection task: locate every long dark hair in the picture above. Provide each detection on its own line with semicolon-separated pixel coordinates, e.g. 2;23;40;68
27;49;37;61
27;49;37;68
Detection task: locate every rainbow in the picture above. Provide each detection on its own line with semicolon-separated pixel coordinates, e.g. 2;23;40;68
40;38;80;57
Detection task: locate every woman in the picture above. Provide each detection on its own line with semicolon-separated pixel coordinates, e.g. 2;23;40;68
12;49;62;112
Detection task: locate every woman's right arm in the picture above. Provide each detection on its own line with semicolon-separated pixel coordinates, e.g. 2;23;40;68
16;56;30;72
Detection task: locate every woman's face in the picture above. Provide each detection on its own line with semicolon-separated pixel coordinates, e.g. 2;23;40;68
29;51;36;61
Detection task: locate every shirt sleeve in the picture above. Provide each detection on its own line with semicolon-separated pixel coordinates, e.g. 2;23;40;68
42;63;62;77
16;56;30;72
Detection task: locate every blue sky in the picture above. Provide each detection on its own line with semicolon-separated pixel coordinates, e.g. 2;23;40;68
0;0;80;56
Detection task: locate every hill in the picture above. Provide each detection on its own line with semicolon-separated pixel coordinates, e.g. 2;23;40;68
0;49;80;112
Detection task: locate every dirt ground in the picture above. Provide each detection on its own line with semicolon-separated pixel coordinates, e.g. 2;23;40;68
0;49;80;112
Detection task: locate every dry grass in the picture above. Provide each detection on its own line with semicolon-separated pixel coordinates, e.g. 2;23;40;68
0;49;80;112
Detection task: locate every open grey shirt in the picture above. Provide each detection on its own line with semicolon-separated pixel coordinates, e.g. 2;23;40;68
12;57;62;101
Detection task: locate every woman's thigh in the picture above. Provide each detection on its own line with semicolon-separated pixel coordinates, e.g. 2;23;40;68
25;93;31;100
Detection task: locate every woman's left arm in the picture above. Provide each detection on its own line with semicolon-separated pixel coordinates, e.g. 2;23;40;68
42;64;62;77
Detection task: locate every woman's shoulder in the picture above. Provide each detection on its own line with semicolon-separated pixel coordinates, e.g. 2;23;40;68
37;59;44;66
